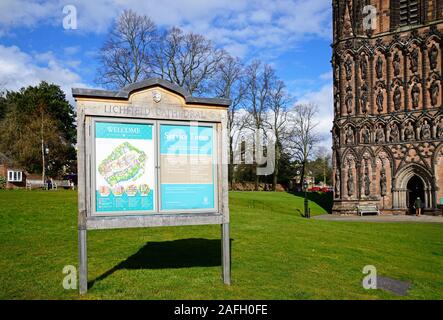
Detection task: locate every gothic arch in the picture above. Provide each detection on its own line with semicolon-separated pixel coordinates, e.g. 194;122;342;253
393;163;436;209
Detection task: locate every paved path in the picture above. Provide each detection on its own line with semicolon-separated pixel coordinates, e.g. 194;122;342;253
313;214;443;223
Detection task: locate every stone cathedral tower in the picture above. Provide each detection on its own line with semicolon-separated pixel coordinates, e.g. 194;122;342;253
332;0;443;214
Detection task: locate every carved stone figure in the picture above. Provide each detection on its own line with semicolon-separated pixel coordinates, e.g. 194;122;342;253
345;57;353;80
335;93;340;114
360;56;368;80
437;119;443;138
430;81;439;106
393;52;401;77
421;120;431;140
335;170;340;198
376;89;384;112
375;125;385;143
364;162;371;196
410;47;419;73
376;56;383;79
360;86;368;113
345;126;354;144
393;86;402;110
347;166;354;197
404;122;415;140
389;123;400;142
380;166;387;196
361;127;370;144
345;87;353;114
429;44;438;70
411;83;420;109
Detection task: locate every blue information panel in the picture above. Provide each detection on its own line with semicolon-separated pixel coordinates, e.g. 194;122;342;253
160;124;215;210
95;122;155;213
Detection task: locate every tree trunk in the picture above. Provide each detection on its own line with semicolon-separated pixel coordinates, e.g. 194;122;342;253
272;142;280;191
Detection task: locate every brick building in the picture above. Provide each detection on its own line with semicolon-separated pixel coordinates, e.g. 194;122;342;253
332;0;443;214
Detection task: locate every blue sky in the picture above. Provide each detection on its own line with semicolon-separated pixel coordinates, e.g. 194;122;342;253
0;0;333;141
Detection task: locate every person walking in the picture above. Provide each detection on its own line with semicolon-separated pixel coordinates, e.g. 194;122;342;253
414;197;422;216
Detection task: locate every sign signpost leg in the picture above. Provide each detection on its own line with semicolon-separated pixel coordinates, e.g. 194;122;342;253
221;222;231;285
78;228;88;294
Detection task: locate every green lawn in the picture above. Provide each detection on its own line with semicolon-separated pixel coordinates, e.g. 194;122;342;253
0;190;442;299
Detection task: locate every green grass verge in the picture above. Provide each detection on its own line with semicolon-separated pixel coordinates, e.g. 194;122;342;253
0;190;442;299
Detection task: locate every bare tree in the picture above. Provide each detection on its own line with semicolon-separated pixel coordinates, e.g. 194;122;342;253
264;80;292;191
287;103;320;190
152;27;226;95
244;60;276;190
96;10;157;89
213;55;246;188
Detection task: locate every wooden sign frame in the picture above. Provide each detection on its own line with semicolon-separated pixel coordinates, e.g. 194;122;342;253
73;79;231;294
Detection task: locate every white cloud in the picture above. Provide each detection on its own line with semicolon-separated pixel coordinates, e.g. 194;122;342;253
0;0;331;58
0;45;87;104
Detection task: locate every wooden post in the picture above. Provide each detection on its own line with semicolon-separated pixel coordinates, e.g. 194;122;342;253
78;228;88;294
221;222;231;285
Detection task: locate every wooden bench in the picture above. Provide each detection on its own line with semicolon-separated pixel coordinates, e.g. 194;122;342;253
357;205;380;216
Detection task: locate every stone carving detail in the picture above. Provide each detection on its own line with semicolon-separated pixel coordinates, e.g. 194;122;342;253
404;122;415;140
345;86;353;114
361;126;370;144
347;163;354;197
429;44;438;70
421;120;431;140
360;56;368;80
393;86;402;110
376;56;383;79
335;93;340;114
345;56;353;80
437;118;443;138
430;81;439;106
345;126;354;144
380;165;387;196
376;89;384;112
335;170;340;198
375;125;385;143
363;160;371;196
360;85;368;113
411;83;420;109
410;47;419;73
389;123;400;142
393;52;401;77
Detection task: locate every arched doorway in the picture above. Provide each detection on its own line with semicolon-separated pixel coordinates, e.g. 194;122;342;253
407;175;425;214
392;164;435;212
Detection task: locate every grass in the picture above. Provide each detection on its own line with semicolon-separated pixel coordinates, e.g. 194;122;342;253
0;189;442;299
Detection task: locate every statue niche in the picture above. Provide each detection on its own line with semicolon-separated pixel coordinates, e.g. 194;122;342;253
429;44;438;70
410;47;419;74
345;56;353;81
361;126;371;144
380;165;387;196
421;120;431;140
363;160;371;196
429;81;439;106
335;170;340;198
360;85;368;113
411;83;420;109
345;126;355;144
376;89;384;113
393;86;402;111
347;163;354;197
389;123;400;142
345;86;353;114
393;52;401;77
375;125;385;143
360;56;368;80
404;122;415;140
376;56;383;79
